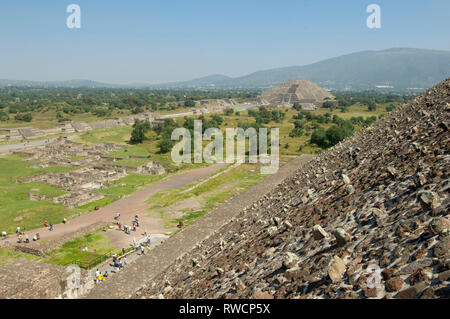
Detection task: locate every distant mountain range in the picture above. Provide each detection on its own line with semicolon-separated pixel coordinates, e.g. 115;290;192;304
1;48;449;91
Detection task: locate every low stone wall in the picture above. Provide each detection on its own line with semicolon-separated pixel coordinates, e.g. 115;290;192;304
13;245;46;257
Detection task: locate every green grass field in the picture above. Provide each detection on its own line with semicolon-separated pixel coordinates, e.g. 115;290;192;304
75;126;132;145
147;163;264;233
45;229;118;268
0;155;74;234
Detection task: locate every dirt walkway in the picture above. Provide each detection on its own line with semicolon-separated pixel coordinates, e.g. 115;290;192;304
11;163;227;247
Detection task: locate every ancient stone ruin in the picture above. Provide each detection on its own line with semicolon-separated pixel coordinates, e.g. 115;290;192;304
14;138;166;208
259;79;334;110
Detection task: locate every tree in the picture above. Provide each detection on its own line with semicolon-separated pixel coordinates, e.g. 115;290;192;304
325;121;354;147
157;138;173;153
130;119;151;144
184;99;195;107
367;100;377;112
310;127;327;148
322;101;336;110
130;126;145;144
0;111;9;121
293;103;303;111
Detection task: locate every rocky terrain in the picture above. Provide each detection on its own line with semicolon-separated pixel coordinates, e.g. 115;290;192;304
136;79;450;299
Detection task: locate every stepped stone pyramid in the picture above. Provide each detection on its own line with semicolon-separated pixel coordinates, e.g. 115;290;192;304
259;79;334;110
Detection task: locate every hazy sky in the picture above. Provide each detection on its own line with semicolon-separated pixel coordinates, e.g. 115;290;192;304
1;0;449;84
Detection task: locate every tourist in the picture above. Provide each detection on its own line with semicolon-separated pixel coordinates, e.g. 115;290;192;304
103;271;108;279
1;231;6;238
112;254;117;263
140;245;145;255
17;235;22;243
123;256;128;266
33;234;38;241
95;269;100;283
62;218;67;224
25;235;29;243
16;226;21;234
178;221;184;228
44;221;48;227
118;222;122;230
49;224;53;231
122;247;126;255
36;233;40;240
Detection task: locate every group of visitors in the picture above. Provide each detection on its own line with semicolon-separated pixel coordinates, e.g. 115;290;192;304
43;220;54;231
12;216;64;244
116;214;141;235
14;226;39;243
17;233;40;243
94;250;131;284
95;269;109;283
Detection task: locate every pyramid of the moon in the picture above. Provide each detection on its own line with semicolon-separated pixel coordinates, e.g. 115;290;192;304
259;79;334;110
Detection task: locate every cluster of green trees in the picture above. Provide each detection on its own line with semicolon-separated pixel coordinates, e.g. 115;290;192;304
248;107;285;124
349;115;377;126
330;91;411;112
310;120;355;148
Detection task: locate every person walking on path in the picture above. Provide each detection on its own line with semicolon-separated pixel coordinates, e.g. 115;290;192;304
49;224;54;231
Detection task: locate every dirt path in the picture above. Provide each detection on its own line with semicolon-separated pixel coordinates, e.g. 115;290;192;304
13;163;227;246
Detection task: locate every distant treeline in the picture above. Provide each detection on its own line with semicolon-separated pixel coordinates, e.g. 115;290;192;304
328;91;413;111
0;87;260;122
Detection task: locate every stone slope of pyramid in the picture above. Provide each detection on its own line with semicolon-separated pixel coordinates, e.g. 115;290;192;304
259;79;334;109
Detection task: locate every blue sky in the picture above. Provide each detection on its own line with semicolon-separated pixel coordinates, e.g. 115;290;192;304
0;0;449;84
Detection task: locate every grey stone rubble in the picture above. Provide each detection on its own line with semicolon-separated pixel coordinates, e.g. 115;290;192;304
0;258;91;299
133;78;449;299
